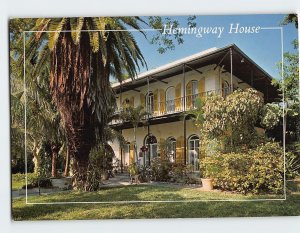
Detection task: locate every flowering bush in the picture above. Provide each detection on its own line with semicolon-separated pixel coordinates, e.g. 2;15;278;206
260;103;281;129
201;142;284;194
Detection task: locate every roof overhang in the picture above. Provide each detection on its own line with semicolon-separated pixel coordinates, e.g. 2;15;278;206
112;44;279;102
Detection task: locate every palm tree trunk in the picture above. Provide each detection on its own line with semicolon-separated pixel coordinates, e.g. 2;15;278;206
65;120;95;190
64;146;70;177
32;139;41;174
134;127;138;163
51;144;59;178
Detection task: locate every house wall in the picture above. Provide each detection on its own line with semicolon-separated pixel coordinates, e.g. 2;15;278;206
111;119;201;167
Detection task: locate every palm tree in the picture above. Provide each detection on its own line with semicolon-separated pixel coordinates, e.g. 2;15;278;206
10;20;66;178
120;105;148;163
19;17;147;189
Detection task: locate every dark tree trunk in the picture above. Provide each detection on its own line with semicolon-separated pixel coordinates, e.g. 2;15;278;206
66;119;95;190
51;144;59;178
64;146;70;177
49;29;112;190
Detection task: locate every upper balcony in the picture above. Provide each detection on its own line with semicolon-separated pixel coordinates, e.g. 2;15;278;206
111;87;231;125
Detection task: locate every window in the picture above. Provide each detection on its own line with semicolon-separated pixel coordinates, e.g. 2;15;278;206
166;137;176;162
186;80;199;109
145;92;154;114
144;134;158;166
166;87;175;113
188;135;200;171
191;80;199;108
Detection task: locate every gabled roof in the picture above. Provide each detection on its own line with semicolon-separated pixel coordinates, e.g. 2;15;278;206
112;44;279;101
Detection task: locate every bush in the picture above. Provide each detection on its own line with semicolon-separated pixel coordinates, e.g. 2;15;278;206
11;153;34;174
201;142;284;194
150;157;172;182
15;173;52;189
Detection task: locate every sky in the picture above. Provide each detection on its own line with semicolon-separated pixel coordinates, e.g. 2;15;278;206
130;14;298;80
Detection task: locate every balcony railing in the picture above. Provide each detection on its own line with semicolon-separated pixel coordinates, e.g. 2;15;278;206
111;87;231;124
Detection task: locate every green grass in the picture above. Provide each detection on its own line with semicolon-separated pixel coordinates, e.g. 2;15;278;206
12;181;300;220
12;173;37;191
12;173;26;191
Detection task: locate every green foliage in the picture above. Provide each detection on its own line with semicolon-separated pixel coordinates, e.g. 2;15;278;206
128;163;139;176
286;151;300;179
11;153;34;174
201;142;284;194
260;103;281;129
281;14;298;28
85;143;115;191
147;16;197;54
202;88;264;151
12;173;37;190
12;173;52;190
150;158;172;182
202;94;227;138
120;105;148;128
37;142;52;178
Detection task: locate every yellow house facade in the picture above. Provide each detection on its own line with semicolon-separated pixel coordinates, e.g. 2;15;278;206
109;44;278;173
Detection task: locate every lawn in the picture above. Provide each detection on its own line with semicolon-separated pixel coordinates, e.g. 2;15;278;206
12;173;36;191
12;181;300;220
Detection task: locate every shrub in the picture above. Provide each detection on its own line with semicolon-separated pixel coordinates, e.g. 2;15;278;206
18;173;52;189
11;153;34;174
201;142;284;194
285;151;300;179
85;143;114;191
150;157;172;181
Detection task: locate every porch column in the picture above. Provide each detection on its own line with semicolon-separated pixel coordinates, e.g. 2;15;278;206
120;135;123;173
120;83;123;173
183;64;186;111
183;115;187;165
147;77;150;120
183;64;187;165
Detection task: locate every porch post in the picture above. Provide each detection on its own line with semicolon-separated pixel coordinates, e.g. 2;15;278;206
147;77;150;119
230;48;233;92
147;77;151;166
147;124;150;166
120;83;123;173
120;136;123;173
183;64;187;165
183;115;187;165
183;64;186;111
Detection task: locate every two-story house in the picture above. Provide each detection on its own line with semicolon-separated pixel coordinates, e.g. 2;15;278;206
110;44;278;172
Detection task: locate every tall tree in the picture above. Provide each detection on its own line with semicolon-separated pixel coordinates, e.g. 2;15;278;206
10;19;65;177
22;17;147;189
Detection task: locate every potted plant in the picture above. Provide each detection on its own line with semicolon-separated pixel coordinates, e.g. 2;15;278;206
201;157;219;190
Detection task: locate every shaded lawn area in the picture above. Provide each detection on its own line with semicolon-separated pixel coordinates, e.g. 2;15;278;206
12;183;300;220
12;173;37;191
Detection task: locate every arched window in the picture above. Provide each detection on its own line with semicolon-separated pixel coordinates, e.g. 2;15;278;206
166;137;176;162
145;92;154;114
187;135;200;171
166;87;175;113
144;134;158;166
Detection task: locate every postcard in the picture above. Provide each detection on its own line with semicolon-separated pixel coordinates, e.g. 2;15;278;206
10;14;299;220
